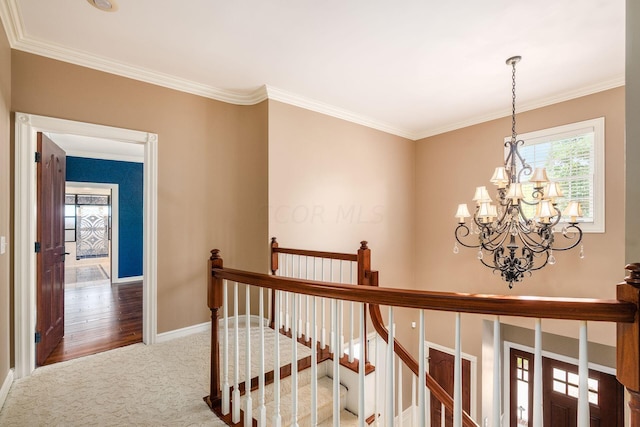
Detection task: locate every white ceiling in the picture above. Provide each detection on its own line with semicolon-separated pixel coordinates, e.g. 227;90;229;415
0;0;625;140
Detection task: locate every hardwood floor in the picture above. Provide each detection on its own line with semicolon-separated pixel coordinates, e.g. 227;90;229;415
42;279;143;365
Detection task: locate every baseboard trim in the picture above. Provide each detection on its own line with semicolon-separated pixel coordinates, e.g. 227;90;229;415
0;369;14;411
112;275;143;284
156;322;211;343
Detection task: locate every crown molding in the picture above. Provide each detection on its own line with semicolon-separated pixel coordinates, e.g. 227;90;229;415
266;85;416;140
415;75;625;140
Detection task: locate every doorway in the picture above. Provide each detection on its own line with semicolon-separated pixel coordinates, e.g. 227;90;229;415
14;113;158;378
508;348;624;426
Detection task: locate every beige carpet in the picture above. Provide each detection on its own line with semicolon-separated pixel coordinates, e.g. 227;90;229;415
0;326;339;426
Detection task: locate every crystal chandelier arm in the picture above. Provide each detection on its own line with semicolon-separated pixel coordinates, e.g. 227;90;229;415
551;225;583;252
454;224;480;249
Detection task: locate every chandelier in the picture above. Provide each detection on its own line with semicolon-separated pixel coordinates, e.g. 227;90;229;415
453;56;583;288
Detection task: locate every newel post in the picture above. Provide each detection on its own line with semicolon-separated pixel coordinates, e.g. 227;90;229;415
616;263;640;423
206;249;224;410
357;241;371;363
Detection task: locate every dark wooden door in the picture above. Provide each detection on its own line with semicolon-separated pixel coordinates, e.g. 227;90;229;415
510;348;534;426
542;357;624;427
36;132;67;365
429;347;471;427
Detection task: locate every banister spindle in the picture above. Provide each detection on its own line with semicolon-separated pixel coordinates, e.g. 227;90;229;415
349;262;355;363
358;302;366;427
453;312;462;427
222;280;230;415
387;307;395;427
232;282;240;423
492;317;500;427
257;287;266;427
533;319;543;427
311;296;318;427
321;259;327;350
333;299;341;427
418;310;426;427
292;292;299;427
578;321;589;426
273;290;282;427
244;285;253;427
397;356;403;427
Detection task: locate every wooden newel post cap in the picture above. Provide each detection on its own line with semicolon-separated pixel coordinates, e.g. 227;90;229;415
210;249;221;261
360;241;368;250
271;237;278;244
626;263;640;287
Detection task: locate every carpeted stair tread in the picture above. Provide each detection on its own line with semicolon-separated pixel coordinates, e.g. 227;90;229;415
256;375;347;427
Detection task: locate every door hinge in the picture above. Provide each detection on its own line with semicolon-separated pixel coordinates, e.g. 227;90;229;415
35;151;41;163
35;332;41;344
34;242;41;253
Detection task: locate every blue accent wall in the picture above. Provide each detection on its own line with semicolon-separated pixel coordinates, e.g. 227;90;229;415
66;157;143;279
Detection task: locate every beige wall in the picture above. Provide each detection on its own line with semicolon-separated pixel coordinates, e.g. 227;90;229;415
11;51;269;334
268;100;415;289
0;17;11;390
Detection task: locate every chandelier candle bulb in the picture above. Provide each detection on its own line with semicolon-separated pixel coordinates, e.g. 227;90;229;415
455;204;471;223
505;182;524;204
562;201;583;224
453;55;583;287
530;167;550;188
490;166;509;189
544;182;564;202
473;186;492;204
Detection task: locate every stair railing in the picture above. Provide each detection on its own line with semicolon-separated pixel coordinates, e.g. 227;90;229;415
205;245;639;427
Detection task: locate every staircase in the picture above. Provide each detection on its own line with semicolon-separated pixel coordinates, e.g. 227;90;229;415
216;322;363;426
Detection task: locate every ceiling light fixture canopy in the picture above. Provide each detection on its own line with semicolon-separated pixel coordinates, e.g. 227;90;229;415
453;56;584;288
87;0;118;12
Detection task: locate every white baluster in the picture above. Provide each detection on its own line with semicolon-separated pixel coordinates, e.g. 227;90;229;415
578;321;589;426
533;319;543;427
244;285;253;427
321;259;326;350
440;403;445;427
232;282;240;423
412;374;417;427
339;262;344;354
349;301;355;363
418;310;426;427
453;313;462;427
273;290;282;427
330;299;336;354
387;308;395;427
311;295;318;427
333;299;341;427
493;316;500;427
358;302;366;427
222;280;230;415
398;356;403;427
292;293;299;427
298;256;303;339
257;287;266;427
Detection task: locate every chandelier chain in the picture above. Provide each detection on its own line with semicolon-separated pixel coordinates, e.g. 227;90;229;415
511;61;517;142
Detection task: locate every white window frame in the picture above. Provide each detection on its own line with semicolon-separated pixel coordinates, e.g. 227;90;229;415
505;117;605;233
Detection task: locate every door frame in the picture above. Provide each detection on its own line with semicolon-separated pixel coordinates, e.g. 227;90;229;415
502;340;616;425
66;182;119;281
14;112;158;378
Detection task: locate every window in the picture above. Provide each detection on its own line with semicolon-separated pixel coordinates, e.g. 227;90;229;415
506;117;605;232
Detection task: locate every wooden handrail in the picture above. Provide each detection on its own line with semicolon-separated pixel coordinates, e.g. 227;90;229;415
270;238;358;263
211;267;637;323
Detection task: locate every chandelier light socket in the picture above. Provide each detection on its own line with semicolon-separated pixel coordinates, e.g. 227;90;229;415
562;201;583;224
530;167;550;188
535;199;555;224
472;186;492;205
455;203;471;223
505;183;524;203
544;182;564;202
490;166;510;189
